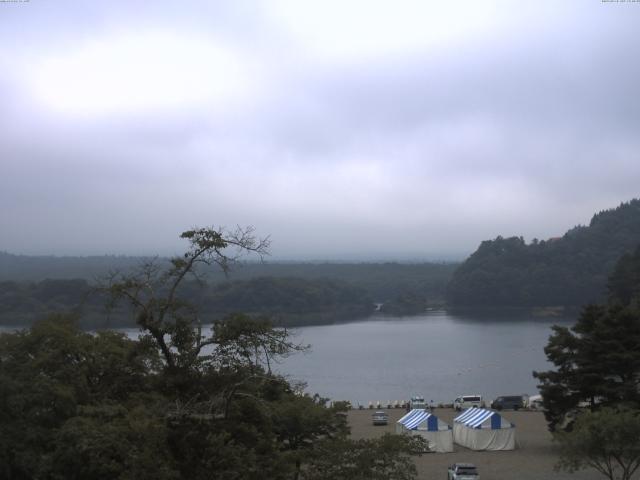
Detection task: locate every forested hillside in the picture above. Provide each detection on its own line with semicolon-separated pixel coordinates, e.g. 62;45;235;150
199;277;376;326
0;254;455;303
447;199;640;307
608;244;640;306
0;276;377;328
0;255;456;327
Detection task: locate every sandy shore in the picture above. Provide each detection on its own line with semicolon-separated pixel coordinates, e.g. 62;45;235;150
348;408;605;480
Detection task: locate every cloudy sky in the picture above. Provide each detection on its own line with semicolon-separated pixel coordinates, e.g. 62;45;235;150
1;0;639;260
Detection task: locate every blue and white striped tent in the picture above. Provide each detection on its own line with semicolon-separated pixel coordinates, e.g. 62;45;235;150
396;409;453;452
453;408;515;450
454;407;512;429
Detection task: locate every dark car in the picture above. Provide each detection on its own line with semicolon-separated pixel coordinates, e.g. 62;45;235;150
490;395;524;411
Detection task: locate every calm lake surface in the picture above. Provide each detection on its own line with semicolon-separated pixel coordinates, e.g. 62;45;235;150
273;311;573;406
2;310;573;406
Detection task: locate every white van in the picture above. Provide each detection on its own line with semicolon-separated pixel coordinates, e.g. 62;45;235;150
528;395;544;410
453;395;484;411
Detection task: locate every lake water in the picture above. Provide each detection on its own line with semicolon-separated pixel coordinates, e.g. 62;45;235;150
1;310;573;406
273;311;573;406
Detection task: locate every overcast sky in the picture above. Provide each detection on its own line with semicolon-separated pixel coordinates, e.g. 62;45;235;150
1;1;639;260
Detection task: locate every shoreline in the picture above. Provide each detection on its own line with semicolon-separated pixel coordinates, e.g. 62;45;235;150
348;408;602;480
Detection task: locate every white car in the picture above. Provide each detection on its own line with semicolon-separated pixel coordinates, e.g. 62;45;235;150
453;395;484;411
448;463;480;480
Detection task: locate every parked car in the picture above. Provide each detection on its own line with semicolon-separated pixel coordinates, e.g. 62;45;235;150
448;463;479;480
490;395;524;411
453;395;484;411
372;410;388;426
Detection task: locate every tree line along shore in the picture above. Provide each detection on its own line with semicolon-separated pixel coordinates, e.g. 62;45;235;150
2;199;640;329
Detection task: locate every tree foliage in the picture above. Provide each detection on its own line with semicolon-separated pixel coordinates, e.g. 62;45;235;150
448;199;640;307
608;244;640;307
0;276;376;329
0;255;456;328
301;434;425;480
379;291;429;315
0;227;423;480
0;252;456;305
102;226;270;371
0;315;169;479
534;305;640;430
534;245;640;431
555;407;640;480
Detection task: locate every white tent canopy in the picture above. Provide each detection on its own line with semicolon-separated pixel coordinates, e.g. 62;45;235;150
396;409;453;453
453;408;515;451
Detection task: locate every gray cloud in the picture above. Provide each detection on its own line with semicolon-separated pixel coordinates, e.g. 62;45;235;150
1;1;639;259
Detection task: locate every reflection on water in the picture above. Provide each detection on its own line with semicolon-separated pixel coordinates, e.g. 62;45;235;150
275;311;575;406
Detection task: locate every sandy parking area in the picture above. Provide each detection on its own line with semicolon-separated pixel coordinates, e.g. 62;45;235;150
348;408;605;480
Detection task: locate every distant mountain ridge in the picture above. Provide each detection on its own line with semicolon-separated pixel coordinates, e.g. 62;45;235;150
446;199;640;307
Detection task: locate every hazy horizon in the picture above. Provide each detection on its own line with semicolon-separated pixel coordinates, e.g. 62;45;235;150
0;248;462;263
1;1;639;259
0;196;632;262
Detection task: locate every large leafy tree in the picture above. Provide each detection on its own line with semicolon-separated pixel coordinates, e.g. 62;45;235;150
271;394;349;480
103;226;271;373
1;227;425;480
555;407;640;480
0;315;169;479
301;434;426;480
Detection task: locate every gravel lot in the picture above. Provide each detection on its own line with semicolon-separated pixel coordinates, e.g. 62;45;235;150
348;408;606;480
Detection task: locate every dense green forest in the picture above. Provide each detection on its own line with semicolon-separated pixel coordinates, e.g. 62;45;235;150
0;227;425;479
534;244;640;432
0;256;456;327
0;277;376;329
4;199;640;318
447;199;640;308
0;253;455;302
0;252;145;282
201;277;375;326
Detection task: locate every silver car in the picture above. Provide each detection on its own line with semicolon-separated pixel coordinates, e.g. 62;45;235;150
448;463;480;480
372;410;388;426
